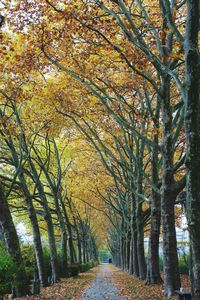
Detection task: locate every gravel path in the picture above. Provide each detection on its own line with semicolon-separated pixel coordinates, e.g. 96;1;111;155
81;264;127;300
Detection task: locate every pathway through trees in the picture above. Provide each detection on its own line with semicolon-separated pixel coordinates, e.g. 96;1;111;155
0;1;199;299
81;264;126;300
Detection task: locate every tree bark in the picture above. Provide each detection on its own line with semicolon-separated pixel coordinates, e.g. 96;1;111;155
61;230;68;277
8;139;48;287
136;140;146;280
29;164;59;283
60;198;75;264
0;183;29;297
129;192;139;277
184;1;200;299
146;101;162;285
136;210;146;279
161;75;181;296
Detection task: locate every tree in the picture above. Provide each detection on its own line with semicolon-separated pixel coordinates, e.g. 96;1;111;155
184;1;200;298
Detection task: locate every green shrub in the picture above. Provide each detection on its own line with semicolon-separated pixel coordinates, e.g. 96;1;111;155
159;255;189;275
43;247;64;278
79;262;90;272
0;242;17;297
79;260;98;272
179;257;189;275
21;244;36;282
159;256;163;271
43;247;52;278
90;260;98;267
68;263;80;277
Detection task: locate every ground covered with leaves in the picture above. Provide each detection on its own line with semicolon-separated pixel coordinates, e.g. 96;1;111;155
110;266;190;300
14;265;190;300
15;268;97;300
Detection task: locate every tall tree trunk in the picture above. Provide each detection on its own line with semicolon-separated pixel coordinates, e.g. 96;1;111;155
133;229;139;277
146;102;162;285
136;140;146;280
13;124;59;282
61;230;68;277
68;229;75;263
34;148;68;278
129;233;133;274
29;165;59;282
129;196;133;275
184;1;200;299
9;140;47;287
120;219;125;269
126;229;131;271
60;198;75;264
26;197;48;286
136;209;146;279
83;238;86;263
0;183;29;297
120;234;124;269
72;216;82;263
77;231;82;264
161;75;181;296
129;193;139;276
52;194;68;277
146;192;162;284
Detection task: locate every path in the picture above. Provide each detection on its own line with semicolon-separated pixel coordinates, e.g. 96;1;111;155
81;264;127;300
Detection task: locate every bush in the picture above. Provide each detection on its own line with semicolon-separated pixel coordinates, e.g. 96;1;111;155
21;244;36;282
79;262;91;273
90;260;98;267
179;257;189;275
43;247;52;278
159;255;189;275
68;263;80;277
79;260;98;272
0;242;17;297
159;256;163;271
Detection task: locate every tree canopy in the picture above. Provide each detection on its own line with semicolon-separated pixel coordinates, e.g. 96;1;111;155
0;1;199;299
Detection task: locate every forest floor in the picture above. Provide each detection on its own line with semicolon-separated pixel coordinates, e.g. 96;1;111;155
15;264;190;300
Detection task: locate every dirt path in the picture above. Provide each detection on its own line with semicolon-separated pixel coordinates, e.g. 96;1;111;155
81;264;127;300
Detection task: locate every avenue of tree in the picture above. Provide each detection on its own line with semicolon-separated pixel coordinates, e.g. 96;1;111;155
0;1;199;299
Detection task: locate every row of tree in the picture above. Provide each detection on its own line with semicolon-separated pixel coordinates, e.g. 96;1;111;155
37;0;198;298
0;0;199;299
0;94;98;297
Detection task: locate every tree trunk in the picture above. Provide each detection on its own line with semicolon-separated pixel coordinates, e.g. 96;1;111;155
146;193;162;284
9;140;47;287
161;75;181;296
83;239;86;263
129;193;139;277
77;234;82;264
129;233;133;274
0;183;29;297
15;131;60;283
136;211;146;279
136;140;146;280
61;230;68;277
146;103;162;285
27;199;48;286
51;194;68;277
184;1;200;299
60;198;75;264
126;229;130;271
120;234;124;269
30;165;59;282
